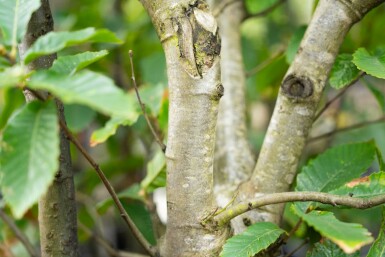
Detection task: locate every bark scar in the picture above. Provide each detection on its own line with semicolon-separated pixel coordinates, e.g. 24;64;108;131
281;74;313;100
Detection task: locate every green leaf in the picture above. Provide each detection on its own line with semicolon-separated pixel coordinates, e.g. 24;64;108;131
329;172;385;198
329;54;361;89
286;25;307;64
0;88;25;129
296;210;373;254
138;83;167;116
90;116;138;146
364;79;385;112
295;141;376;211
367;207;385;257
220;222;286;257
0;66;26;89
245;0;280;14
64;104;96;133
0;101;59;218
352;47;385;79
0;0;41;46
27;70;140;119
306;240;360;257
141;149;166;193
0;56;11;69
23;28;122;64
50;50;109;75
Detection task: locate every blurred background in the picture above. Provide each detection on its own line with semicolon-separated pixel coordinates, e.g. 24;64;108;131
1;0;385;256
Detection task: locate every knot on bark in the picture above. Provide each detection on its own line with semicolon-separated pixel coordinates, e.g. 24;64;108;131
281;74;313;99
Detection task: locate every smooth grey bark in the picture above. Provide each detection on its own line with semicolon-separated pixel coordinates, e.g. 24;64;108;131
238;0;385;226
140;0;229;256
210;0;255;233
18;1;79;256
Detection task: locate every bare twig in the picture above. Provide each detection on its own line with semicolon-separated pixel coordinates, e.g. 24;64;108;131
243;0;287;20
245;47;285;77
0;209;40;257
58;119;158;257
283;239;308;257
284;219;303;241
313;72;365;121
308;116;385;143
211;191;385;227
78;222;149;257
128;50;166;153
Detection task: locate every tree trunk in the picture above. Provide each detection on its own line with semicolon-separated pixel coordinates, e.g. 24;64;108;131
238;0;385;225
18;1;79;256
140;1;229;256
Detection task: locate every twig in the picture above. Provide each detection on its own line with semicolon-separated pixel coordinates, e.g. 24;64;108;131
128;50;166;153
78;222;149;257
211;191;385;227
58;119;158;257
0;209;40;257
313;72;365;121
308;116;385;143
243;0;287;20
283;239;308;257
245;47;285;77
284;219;303;241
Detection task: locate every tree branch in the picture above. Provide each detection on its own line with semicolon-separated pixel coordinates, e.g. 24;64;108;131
128;50;166;152
308;116;385;143
0;209;40;257
210;191;385;227
58;120;158;257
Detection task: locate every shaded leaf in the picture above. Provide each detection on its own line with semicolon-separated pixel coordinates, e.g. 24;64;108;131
28;70;140;119
23;28;122;64
50;50;109;75
90;116;138;146
220;222;286;257
329;54;361;89
64;104;96;133
286;25;307;64
0;101;59;218
295;141;376;212
296;210;373;254
367;207;385;257
0;0;41;45
141;149;166;193
306;240;360;257
353;47;385;79
245;0;280;14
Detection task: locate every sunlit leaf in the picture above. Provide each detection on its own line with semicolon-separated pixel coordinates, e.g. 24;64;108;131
295;210;373;254
141;149;166;193
0;101;59;218
23;28;122;64
0;66;26;89
50;50;109;75
28;70;140;119
353;47;385;79
220;222;286;257
0;0;41;46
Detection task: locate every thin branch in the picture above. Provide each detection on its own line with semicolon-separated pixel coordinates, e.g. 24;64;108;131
284;219;303;241
128;50;166;153
283;239;308;257
58;119;158;257
245;47;285;77
78;222;149;257
243;0;287;20
0;209;40;257
308;116;385;143
210;191;385;227
313;72;365;121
